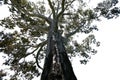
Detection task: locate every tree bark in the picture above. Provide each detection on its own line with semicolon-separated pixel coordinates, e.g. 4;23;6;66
40;30;77;80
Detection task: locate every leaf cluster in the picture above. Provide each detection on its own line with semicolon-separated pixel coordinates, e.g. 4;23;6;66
95;0;120;19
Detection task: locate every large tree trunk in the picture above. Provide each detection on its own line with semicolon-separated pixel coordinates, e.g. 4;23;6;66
41;30;77;80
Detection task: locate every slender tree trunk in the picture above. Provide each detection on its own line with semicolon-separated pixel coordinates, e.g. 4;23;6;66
41;23;77;80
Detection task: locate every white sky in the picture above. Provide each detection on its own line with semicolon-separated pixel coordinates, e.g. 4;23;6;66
0;0;120;80
73;17;120;80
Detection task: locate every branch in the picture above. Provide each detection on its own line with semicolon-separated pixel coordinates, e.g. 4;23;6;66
19;6;52;24
56;1;60;14
65;20;86;38
57;0;75;19
28;12;51;24
22;41;47;60
9;0;52;24
47;0;56;18
36;41;47;70
57;0;65;19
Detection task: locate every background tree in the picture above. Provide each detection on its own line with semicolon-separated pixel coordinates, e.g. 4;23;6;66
0;0;120;80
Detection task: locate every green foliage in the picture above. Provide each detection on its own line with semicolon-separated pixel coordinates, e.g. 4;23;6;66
0;0;120;79
95;0;120;19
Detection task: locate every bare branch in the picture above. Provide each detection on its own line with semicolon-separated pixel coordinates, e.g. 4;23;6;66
56;1;60;14
23;41;47;58
24;41;47;70
36;40;47;70
57;0;65;19
47;0;56;18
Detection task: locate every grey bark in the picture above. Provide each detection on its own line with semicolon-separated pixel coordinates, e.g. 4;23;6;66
40;29;77;80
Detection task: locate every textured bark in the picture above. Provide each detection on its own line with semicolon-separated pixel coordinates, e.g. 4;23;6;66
41;31;77;80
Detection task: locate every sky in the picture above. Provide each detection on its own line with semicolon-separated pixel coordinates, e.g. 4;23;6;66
0;0;120;80
73;17;120;80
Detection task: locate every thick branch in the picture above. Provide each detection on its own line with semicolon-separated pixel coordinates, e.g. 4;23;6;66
47;0;56;18
57;0;65;19
56;1;60;14
57;0;75;19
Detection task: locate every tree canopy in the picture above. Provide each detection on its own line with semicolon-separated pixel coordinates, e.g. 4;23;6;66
0;0;120;79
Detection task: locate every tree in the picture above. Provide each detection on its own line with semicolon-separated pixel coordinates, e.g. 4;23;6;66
0;0;120;80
